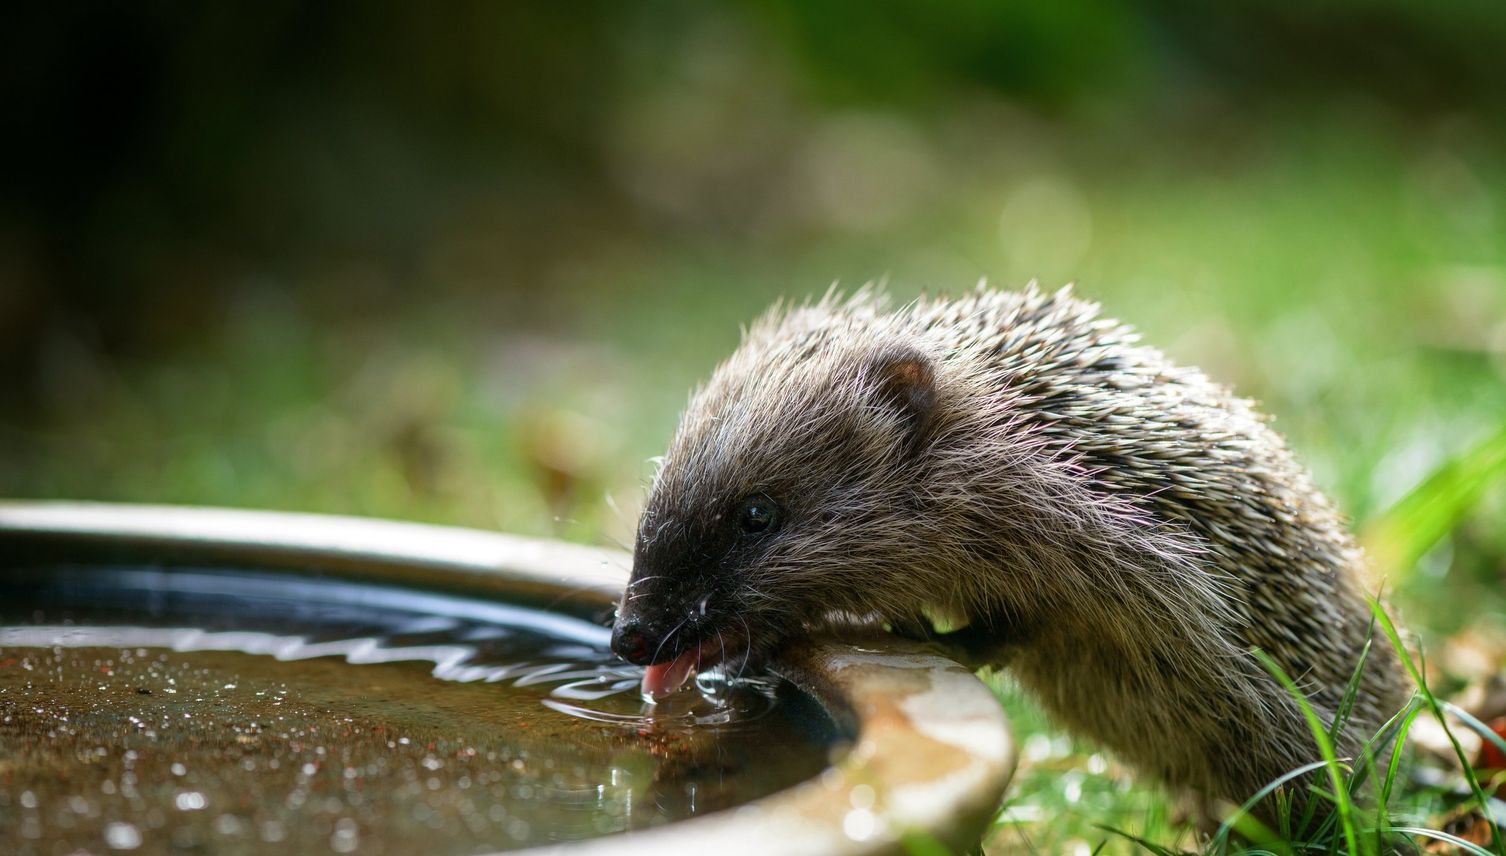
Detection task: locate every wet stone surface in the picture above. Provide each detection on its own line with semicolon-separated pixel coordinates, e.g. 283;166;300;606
0;566;840;855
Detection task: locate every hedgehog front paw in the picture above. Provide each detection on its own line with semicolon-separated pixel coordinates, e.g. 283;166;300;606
933;623;1016;671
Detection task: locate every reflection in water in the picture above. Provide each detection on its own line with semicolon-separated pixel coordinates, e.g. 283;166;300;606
0;565;838;855
0;622;783;730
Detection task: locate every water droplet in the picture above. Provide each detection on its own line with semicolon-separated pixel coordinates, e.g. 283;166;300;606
843;808;877;841
259;820;286;843
330;818;359;854
105;822;142;850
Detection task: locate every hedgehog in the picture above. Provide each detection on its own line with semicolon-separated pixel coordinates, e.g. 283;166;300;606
609;283;1411;818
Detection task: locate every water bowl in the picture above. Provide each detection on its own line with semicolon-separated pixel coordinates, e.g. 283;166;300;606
0;502;1014;855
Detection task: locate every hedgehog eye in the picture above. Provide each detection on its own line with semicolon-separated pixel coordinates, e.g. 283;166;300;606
736;494;781;535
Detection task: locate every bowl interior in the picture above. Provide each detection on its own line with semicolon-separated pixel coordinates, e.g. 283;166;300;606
0;560;840;854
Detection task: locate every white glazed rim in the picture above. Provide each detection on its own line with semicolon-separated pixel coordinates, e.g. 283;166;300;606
0;501;1015;856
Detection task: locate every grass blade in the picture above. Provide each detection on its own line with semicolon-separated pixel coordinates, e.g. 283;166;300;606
1210;759;1330;852
1377;703;1422;812
1386;827;1497;856
1250;648;1363;856
1368;598;1505;855
1362;421;1506;580
1093;823;1184;856
1443;700;1506;760
1328;632;1373;748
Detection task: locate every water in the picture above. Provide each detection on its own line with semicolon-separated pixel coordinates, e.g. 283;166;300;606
0;565;840;855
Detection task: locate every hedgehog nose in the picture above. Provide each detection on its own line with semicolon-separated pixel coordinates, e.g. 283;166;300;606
611;617;653;666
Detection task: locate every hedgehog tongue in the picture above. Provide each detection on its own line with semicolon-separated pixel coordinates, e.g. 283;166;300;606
641;644;703;700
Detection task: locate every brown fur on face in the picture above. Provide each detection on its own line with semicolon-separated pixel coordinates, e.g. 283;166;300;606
613;283;1411;816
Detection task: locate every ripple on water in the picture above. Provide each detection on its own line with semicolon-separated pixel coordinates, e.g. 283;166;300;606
0;565;840;855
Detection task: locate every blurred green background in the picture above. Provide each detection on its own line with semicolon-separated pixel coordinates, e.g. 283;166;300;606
2;3;1504;847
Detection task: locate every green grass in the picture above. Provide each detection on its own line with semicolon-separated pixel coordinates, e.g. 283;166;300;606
1364;423;1506;584
6;107;1506;854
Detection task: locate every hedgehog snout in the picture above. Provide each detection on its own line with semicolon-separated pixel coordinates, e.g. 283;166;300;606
611;596;694;666
610;615;653;665
612;588;722;666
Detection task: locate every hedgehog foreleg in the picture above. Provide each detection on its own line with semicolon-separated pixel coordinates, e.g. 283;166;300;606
932;623;1018;672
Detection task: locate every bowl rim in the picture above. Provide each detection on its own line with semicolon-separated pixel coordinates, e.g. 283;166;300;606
0;500;1015;856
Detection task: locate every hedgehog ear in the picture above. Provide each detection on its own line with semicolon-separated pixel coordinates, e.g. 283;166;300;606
867;347;937;451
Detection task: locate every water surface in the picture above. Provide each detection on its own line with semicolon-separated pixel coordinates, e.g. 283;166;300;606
0;565;839;855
